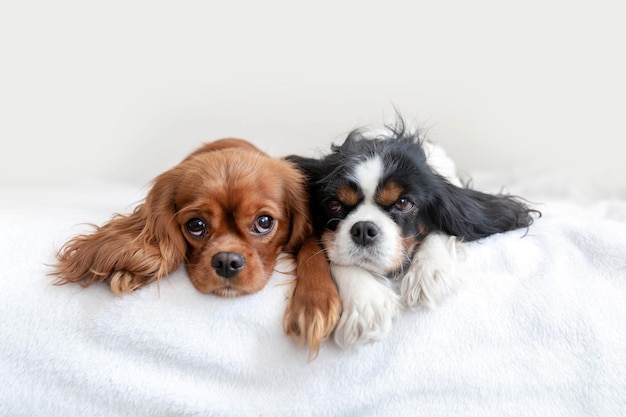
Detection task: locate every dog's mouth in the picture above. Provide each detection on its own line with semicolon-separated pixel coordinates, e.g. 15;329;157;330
328;243;396;275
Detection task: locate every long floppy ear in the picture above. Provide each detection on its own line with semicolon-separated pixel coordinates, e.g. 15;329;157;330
280;159;314;252
284;155;328;237
51;167;187;295
423;177;539;242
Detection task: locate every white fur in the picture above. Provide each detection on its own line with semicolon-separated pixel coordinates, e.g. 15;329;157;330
332;233;461;348
332;264;401;348
349;156;383;203
423;141;463;187
400;232;460;309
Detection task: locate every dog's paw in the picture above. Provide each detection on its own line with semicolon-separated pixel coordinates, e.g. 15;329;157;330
332;265;401;348
401;232;460;309
283;276;342;360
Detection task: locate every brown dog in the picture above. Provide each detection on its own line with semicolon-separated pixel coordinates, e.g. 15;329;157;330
52;139;312;297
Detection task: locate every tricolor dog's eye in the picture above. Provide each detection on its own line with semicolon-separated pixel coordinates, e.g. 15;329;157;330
251;215;274;235
393;197;415;213
326;200;343;213
186;218;209;237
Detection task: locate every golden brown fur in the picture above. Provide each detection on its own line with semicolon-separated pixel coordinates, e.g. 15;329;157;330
52;139;312;297
283;237;341;359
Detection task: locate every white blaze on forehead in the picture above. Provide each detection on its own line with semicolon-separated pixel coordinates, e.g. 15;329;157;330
350;156;383;203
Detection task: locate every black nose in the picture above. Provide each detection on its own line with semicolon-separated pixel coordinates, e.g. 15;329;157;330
350;221;380;246
211;252;245;279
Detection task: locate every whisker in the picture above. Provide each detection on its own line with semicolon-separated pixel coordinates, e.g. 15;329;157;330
300;247;329;268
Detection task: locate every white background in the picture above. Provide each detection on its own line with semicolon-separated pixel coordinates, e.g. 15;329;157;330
1;0;625;189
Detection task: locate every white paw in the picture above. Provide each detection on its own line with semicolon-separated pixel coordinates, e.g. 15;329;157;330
401;232;460;309
331;264;401;348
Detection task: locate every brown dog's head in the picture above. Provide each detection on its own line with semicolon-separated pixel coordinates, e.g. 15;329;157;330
52;139;311;297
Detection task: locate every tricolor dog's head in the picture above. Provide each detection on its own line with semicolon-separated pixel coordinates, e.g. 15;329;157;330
288;125;537;278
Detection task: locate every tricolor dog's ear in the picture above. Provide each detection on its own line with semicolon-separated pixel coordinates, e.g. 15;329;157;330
423;176;538;241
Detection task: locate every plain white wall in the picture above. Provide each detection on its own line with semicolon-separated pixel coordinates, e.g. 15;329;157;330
1;0;625;189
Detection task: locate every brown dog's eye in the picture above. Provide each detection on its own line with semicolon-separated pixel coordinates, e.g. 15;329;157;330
393;197;415;212
186;218;208;237
326;200;343;213
251;215;274;235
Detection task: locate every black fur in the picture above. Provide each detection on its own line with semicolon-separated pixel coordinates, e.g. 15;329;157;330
288;123;539;243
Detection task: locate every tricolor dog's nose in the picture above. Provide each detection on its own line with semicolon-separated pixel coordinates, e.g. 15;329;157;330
350;221;380;246
211;251;245;279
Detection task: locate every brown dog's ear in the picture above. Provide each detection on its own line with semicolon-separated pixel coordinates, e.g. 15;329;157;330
51;167;187;296
280;161;314;252
185;138;262;160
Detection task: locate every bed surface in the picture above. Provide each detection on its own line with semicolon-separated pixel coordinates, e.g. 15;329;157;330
1;174;625;417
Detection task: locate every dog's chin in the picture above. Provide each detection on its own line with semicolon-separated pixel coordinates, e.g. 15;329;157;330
210;277;271;297
212;286;247;298
188;278;247;297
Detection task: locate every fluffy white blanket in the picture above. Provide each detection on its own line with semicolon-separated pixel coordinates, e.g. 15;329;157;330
1;177;625;417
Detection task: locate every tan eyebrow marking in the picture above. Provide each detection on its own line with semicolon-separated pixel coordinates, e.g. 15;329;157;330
376;181;404;207
336;185;360;206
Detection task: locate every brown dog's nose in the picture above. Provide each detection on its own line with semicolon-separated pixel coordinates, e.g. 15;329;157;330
211;252;245;279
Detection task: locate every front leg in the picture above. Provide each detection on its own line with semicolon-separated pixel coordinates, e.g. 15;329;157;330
283;237;341;359
333;264;401;348
400;232;460;309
